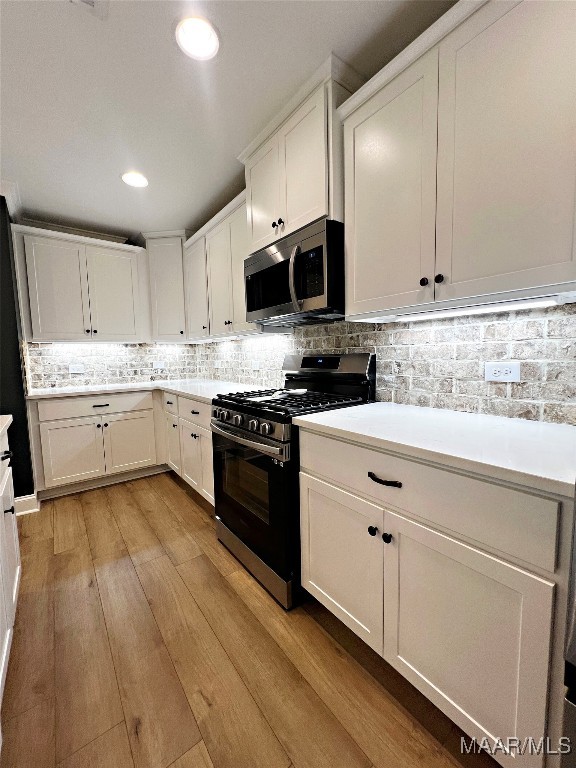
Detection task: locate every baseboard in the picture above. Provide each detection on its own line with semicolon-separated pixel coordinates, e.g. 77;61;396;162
14;493;40;516
38;464;169;501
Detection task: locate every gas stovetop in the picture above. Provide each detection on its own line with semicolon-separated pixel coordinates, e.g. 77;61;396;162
215;388;364;418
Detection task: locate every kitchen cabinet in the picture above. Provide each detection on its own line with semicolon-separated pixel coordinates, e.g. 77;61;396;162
344;48;438;316
300;474;384;653
183;237;210;340
38;394;156;488
206;223;234;336
229;204;252;333
245;137;281;253
0;468;21;630
342;0;576;320
147;235;187;341
23;232;144;341
383;510;553;768
165;412;181;474
179;419;202;493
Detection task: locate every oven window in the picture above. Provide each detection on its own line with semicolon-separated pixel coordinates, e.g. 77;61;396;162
246;261;291;313
223;449;270;524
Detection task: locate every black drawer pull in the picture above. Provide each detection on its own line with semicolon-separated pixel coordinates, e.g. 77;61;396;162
368;471;402;489
166;400;174;405
190;410;200;415
92;404;110;408
1;451;13;462
4;507;14;515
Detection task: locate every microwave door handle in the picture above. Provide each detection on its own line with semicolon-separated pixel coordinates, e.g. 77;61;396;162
211;422;283;457
288;245;303;312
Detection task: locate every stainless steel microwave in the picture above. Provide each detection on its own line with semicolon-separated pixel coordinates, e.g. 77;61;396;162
244;218;344;327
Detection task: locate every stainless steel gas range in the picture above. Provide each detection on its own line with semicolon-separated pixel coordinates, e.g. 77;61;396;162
210;353;375;609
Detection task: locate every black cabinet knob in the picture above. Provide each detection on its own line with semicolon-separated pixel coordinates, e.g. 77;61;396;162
382;532;393;544
277;218;284;226
367;526;378;537
419;277;429;287
85;329;90;334
96;424;101;429
1;450;13;462
202;325;207;330
103;423;108;428
271;221;277;229
434;274;444;284
93;329;98;334
180;330;184;334
224;320;232;326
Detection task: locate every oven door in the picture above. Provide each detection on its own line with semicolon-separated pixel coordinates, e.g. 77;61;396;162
211;422;299;581
245;231;327;322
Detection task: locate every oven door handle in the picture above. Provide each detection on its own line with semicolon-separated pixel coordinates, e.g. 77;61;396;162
211;422;284;458
288;245;302;312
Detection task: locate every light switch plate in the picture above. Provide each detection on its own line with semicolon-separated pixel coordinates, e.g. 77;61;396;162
68;363;85;374
484;361;521;382
152;360;166;370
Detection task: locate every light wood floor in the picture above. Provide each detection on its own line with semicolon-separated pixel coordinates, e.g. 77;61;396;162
0;472;497;768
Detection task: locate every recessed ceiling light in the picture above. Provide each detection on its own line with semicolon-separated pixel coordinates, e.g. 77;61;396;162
175;17;219;60
121;171;148;188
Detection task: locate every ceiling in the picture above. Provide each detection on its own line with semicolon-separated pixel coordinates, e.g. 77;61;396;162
0;0;454;242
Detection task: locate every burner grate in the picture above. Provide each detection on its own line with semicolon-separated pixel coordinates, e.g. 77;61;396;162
216;389;363;416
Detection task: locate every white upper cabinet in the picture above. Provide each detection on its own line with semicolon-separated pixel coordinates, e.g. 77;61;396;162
206;222;234;336
344;48;438;316
229;203;252;333
147;235;187;341
245;137;281;252
279;86;328;237
435;0;576;301
21;229;145;342
183;237;210;340
25;234;91;340
85;246;140;341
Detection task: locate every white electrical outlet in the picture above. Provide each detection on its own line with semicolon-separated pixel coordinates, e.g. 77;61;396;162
484;361;521;382
252;360;261;370
152;360;166;370
68;363;85;374
214;360;223;369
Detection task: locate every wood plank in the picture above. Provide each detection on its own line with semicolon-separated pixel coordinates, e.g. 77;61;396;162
177;555;371;768
145;474;213;532
54;495;87;554
184;523;241;578
79;488;126;561
137;555;290;768
18;500;54;543
127;480;202;566
54;537;124;762
169;742;214;768
57;723;134;768
3;538;54;719
228;569;458;768
0;697;55;768
104;483;164;566
94;551;200;768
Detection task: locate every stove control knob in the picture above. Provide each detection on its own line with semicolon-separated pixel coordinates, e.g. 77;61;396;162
260;422;272;436
220;410;231;422
232;414;244;427
248;418;259;432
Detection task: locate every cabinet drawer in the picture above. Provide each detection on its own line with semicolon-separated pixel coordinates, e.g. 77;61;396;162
163;392;178;415
300;431;559;572
38;391;153;422
177;396;211;429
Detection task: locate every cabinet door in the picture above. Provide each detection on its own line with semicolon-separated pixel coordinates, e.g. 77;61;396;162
245;136;281;252
344;48;438;317
183;238;210;339
198;426;214;505
25;235;91;340
206;222;233;336
435;0;576;301
383;511;554;766
40;416;105;488
0;468;20;629
165;413;181;474
278;86;328;237
179;420;201;493
0;562;10;706
229;204;253;334
148;238;186;340
86;246;141;341
300;474;384;653
103;411;156;475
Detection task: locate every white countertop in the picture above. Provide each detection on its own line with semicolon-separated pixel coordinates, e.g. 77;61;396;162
0;416;12;439
294;403;576;498
26;379;259;404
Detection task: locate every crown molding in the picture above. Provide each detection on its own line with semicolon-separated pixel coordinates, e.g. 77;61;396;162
184;190;246;248
141;229;190;241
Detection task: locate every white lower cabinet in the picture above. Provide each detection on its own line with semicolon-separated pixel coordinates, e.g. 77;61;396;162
167;404;214;505
40;407;156;488
383;511;553;768
180;419;202;492
300;474;384;653
165;412;181;474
